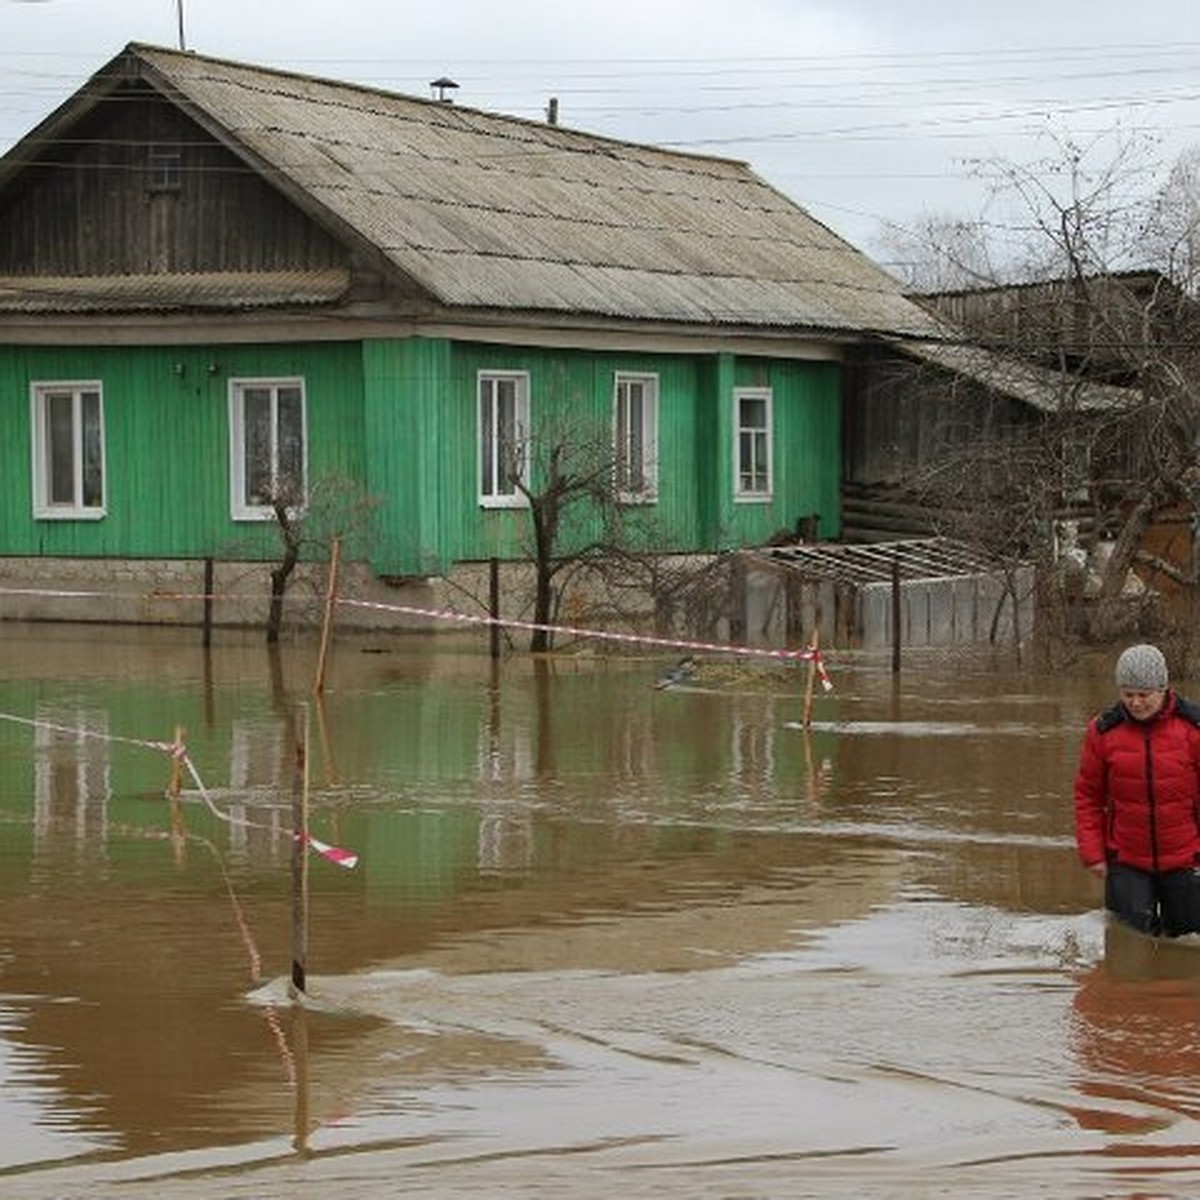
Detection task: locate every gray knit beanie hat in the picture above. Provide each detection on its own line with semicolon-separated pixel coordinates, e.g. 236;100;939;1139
1115;643;1169;690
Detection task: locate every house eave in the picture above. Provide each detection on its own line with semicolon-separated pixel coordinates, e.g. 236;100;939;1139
0;299;857;359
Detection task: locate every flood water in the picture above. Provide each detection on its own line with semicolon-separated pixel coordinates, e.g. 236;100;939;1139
1;622;1199;1198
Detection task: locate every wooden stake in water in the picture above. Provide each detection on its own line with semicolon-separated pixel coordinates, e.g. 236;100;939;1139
313;537;341;696
802;630;820;728
168;725;187;864
290;707;310;998
168;725;185;798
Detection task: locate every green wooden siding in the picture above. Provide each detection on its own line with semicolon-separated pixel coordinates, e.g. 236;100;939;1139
0;342;364;560
363;338;841;575
731;357;842;545
1;336;839;577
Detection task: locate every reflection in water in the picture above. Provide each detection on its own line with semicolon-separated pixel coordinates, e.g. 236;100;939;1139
2;626;1200;1195
1070;921;1200;1133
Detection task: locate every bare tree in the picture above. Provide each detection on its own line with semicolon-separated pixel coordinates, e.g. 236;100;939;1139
264;473;381;643
870;211;1000;293
1144;145;1200;296
507;413;653;652
890;129;1200;645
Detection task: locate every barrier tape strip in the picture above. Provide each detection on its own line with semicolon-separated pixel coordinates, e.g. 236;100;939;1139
0;710;178;754
337;597;834;691
0;585;833;691
0;711;360;870
178;750;359;870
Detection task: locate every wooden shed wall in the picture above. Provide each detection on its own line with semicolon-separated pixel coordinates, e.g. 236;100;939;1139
843;350;1036;486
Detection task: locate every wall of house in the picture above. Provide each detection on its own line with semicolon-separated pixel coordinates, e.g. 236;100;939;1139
0;334;840;582
362;337;842;578
0;340;366;559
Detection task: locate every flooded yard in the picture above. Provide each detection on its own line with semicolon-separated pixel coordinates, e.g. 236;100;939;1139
1;622;1198;1198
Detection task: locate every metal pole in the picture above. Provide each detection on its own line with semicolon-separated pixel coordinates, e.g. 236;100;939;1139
176;0;187;51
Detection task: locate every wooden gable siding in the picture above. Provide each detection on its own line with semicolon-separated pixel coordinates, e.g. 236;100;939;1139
0;83;349;276
361;338;841;577
0;341;364;559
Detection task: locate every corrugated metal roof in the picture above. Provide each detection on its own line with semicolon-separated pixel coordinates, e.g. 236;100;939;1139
0;269;350;313
93;44;941;338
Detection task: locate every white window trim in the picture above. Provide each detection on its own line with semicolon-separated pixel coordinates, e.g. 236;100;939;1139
478;370;531;509
30;380;106;520
228;377;308;522
613;372;659;504
733;386;774;502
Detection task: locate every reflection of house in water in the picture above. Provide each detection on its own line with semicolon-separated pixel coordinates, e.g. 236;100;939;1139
477;810;535;874
33;706;109;855
731;708;777;800
224;718;291;864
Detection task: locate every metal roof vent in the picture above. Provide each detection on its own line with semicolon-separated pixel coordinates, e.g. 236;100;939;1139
429;77;459;103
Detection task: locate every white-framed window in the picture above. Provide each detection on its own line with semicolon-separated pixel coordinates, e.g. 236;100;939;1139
478;371;530;507
613;372;659;503
30;381;106;519
229;378;307;521
734;387;773;501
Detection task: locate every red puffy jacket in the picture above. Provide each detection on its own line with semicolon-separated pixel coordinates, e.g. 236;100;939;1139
1074;692;1200;873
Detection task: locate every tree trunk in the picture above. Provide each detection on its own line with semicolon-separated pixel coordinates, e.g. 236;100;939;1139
529;494;559;653
1086;491;1158;641
267;501;301;644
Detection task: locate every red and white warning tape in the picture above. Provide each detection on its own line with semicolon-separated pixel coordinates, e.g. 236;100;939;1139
0;711;360;870
175;747;359;870
0;586;833;690
337;597;833;690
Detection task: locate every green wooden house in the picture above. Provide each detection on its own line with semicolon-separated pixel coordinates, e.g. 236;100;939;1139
0;43;941;625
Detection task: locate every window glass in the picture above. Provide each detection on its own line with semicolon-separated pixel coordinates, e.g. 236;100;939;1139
479;372;529;506
230;379;307;519
614;374;658;502
735;388;772;499
32;383;105;519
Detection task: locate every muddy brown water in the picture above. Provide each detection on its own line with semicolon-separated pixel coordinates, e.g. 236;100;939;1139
1;623;1198;1198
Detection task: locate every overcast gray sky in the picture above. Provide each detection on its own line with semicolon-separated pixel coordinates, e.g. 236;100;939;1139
3;0;1200;257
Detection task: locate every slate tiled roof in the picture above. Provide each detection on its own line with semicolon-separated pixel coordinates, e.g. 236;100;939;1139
6;42;940;338
892;337;1136;411
0;269;350;313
